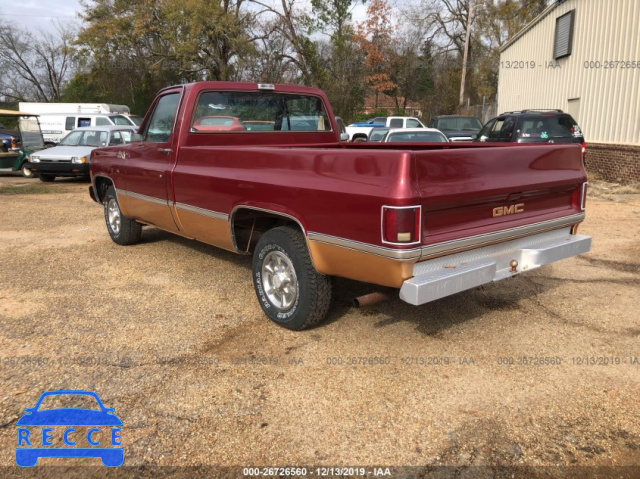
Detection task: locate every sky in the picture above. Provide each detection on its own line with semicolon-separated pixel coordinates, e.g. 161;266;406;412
0;0;85;33
0;0;372;35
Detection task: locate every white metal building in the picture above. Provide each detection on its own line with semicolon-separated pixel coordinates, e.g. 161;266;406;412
497;0;640;182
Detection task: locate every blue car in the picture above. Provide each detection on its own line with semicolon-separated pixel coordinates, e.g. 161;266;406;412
16;390;123;467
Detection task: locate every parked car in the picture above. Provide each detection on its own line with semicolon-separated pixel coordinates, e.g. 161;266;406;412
25;125;138;182
382;128;449;143
192;116;246;131
476;109;586;161
428;115;483;142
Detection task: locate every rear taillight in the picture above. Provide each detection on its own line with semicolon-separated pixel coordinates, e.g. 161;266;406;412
581;182;588;211
382;206;421;245
581;141;587;162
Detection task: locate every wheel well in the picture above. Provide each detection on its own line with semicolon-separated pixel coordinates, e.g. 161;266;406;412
94;177;113;203
351;134;368;142
231;208;302;254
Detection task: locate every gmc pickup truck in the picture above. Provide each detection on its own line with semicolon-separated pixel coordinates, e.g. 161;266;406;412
89;81;591;330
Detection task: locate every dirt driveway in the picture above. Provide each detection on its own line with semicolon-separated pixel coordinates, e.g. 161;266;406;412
0;175;639;477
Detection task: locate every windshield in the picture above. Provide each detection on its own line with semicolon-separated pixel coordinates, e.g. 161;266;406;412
59;130;84;146
110;115;134;126
128;115;143;126
59;130;109;147
436;117;482;131
18;117;45;149
386;131;448;142
369;128;389;141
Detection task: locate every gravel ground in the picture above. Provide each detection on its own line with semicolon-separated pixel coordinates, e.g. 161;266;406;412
0;175;639;478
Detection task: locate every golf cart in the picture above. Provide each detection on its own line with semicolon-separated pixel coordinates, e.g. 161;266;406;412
0;109;46;178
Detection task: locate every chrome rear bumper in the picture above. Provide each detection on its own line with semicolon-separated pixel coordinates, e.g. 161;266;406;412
399;228;591;305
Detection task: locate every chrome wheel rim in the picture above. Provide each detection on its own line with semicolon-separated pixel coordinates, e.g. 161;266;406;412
261;251;298;311
107;198;121;235
22;165;34;178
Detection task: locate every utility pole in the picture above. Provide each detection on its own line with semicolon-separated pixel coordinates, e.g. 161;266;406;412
459;0;475;107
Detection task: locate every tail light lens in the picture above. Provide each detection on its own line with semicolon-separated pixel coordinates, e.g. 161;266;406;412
572;182;588;211
382;206;421;245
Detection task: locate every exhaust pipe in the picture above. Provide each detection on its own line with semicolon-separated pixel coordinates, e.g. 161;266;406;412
353;291;393;308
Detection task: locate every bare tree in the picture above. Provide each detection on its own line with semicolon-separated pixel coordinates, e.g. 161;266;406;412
0;23;76;102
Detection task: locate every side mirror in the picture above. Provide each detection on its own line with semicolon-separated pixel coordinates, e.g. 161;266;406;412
340;133;350;142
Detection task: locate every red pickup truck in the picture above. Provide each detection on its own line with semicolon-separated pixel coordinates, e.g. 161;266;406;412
89;82;591;330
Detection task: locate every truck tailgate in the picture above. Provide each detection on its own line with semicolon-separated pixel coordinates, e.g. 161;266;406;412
414;144;587;255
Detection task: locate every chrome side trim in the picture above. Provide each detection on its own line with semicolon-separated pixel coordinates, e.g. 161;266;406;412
308;213;586;261
119;190;169;207
175;202;229;221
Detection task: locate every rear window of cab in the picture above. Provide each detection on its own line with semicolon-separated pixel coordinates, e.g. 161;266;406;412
191;91;332;133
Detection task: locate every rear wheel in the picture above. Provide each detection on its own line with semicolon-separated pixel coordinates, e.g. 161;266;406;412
21;164;35;178
38;174;55;182
252;226;332;330
104;185;142;245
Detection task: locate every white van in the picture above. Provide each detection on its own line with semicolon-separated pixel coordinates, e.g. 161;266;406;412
19;102;131;115
37;113;137;144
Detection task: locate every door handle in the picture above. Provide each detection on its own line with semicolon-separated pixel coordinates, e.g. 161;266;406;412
158;148;172;155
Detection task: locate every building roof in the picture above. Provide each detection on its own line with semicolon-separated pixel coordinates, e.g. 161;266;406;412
500;0;569;53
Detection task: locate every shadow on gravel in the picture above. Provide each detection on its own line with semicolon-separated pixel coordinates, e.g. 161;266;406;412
332;273;559;337
125;226;569;335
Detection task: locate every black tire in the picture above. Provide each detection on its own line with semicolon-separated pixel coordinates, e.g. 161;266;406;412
103;185;142;245
38;174;55;182
252;226;332;330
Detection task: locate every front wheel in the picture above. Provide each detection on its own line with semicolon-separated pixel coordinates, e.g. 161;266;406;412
38;174;55;182
252;226;332;330
104;186;142;245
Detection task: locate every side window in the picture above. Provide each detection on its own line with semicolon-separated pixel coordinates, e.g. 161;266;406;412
143;93;180;143
109;131;123;146
65;117;75;130
120;130;134;144
96;117;110;126
389;118;403;128
487;119;505;140
406;119;422;128
498;118;516;141
78;117;91;128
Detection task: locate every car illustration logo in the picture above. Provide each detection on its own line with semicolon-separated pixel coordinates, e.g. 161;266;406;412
15;390;123;467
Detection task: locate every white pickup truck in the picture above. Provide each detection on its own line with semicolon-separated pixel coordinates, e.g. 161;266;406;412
345;116;426;142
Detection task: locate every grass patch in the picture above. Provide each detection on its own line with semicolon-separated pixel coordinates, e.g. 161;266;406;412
0;185;73;195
